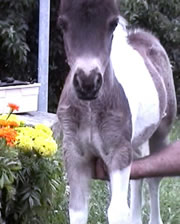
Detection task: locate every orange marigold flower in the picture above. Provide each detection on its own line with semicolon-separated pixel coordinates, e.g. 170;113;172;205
8;103;19;111
0;119;8;127
0;120;19;128
0;127;17;146
7;121;19;127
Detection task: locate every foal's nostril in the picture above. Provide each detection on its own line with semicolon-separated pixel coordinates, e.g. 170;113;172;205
73;73;82;91
94;72;102;90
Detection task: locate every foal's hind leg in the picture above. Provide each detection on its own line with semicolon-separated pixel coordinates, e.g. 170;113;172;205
146;177;163;224
130;179;143;224
147;132;169;224
66;158;92;224
130;141;149;224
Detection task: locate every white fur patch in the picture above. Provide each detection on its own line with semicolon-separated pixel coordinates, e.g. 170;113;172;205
108;167;131;224
111;22;160;140
69;208;88;224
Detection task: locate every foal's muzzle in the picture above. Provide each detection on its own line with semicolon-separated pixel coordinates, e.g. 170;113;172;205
73;68;102;100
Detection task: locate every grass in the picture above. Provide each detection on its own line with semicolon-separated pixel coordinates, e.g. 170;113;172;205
51;119;180;224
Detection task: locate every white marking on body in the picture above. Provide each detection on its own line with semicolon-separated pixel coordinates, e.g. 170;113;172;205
111;21;160;140
108;166;131;224
69;208;88;224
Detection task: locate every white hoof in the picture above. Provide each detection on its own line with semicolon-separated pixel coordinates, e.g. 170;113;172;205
149;220;163;224
132;221;142;224
69;209;88;224
108;205;131;224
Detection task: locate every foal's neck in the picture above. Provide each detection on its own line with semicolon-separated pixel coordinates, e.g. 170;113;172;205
103;61;119;91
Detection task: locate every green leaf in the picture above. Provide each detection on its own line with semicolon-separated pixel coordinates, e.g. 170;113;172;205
0;175;4;189
28;196;34;209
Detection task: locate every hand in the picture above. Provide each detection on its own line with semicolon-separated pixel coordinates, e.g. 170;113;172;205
93;158;109;180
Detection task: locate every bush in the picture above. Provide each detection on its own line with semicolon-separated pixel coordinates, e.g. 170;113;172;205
0;138;66;224
0;0;38;81
0;109;66;224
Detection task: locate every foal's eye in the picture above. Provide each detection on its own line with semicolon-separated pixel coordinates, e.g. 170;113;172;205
109;18;119;32
58;16;68;32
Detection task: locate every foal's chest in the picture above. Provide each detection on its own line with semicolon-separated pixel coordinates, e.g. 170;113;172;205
75;102;131;157
76;110;103;155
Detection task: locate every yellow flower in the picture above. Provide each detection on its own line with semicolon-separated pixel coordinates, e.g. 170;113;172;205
16;134;34;151
15;126;57;157
33;137;57;157
35;124;53;136
0;104;58;156
16;126;35;137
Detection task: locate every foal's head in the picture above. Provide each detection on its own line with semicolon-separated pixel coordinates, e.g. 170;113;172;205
59;0;119;100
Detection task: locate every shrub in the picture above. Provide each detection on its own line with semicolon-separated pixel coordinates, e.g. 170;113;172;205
0;110;66;224
0;142;64;224
0;0;38;81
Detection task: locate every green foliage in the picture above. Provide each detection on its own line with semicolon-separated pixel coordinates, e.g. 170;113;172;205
88;181;109;224
160;178;180;224
0;0;38;81
0;140;66;224
169;118;180;142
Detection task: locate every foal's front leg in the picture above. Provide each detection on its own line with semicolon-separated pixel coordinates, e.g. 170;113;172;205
108;166;131;224
107;145;132;224
66;156;92;224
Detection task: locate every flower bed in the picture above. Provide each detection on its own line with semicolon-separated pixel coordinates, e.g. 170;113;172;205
0;104;65;224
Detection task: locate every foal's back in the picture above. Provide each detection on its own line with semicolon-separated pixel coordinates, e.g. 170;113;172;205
128;29;176;148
